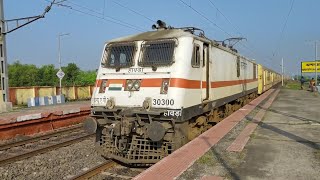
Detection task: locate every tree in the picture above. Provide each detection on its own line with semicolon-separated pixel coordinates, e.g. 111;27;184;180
8;61;96;87
62;63;80;86
37;64;58;86
74;70;96;86
8;61;22;87
8;61;39;87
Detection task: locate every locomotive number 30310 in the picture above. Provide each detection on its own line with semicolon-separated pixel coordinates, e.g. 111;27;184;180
152;99;174;106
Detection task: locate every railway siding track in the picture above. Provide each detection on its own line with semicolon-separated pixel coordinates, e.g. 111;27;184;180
0;125;94;166
0;125;83;151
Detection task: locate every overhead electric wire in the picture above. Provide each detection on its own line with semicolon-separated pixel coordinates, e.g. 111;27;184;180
205;0;279;70
177;0;278;70
64;0;144;32
103;0;106;17
272;0;295;59
45;0;278;71
44;0;144;32
66;0;103;15
178;0;232;38
68;7;144;32
207;0;242;36
206;0;265;63
111;0;155;23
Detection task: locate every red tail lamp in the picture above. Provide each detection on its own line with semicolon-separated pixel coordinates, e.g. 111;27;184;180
160;79;170;94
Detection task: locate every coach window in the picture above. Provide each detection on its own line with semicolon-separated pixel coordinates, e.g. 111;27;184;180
253;64;256;79
237;56;240;77
1;61;3;74
192;45;200;68
0;44;3;57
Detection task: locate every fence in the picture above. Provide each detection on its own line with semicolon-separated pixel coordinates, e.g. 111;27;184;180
9;85;95;105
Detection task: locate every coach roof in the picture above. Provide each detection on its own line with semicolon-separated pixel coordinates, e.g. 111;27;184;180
106;29;196;43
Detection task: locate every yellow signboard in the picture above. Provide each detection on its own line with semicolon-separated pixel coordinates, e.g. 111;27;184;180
301;61;320;73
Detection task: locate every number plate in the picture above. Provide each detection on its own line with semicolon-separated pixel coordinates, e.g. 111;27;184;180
152;99;174;106
128;68;144;73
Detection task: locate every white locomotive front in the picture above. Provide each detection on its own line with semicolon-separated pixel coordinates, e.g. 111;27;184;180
85;21;258;165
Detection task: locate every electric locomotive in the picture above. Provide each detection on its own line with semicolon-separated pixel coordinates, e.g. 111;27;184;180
84;20;276;165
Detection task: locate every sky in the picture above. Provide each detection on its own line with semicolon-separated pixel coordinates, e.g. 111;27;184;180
4;0;320;75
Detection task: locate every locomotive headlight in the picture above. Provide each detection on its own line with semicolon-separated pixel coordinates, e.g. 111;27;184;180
125;79;141;91
133;81;141;90
160;79;170;94
126;80;134;90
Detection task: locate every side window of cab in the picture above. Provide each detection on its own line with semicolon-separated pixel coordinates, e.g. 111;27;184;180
192;45;200;68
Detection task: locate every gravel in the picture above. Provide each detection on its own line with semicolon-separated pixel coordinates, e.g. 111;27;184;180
91;166;143;180
0;137;106;180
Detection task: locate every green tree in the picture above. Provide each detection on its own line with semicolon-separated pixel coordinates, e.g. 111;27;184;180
62;63;80;86
8;61;39;87
74;70;96;86
37;64;58;86
8;61;97;87
8;61;22;87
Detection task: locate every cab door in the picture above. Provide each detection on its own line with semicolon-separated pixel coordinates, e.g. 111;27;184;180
193;41;210;102
202;43;209;101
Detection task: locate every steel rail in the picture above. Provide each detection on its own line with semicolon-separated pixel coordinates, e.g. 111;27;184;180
71;161;117;180
0;124;83;151
0;133;94;166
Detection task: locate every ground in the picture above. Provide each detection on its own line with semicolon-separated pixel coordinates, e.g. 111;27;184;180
178;87;320;180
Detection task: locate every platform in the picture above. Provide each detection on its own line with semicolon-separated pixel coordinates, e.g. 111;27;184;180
0;101;90;140
134;88;320;179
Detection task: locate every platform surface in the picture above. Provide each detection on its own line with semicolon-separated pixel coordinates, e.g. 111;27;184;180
0;101;90;123
0;101;91;140
136;88;320;180
234;89;320;179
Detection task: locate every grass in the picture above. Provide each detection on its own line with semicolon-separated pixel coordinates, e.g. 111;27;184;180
284;80;302;90
250;132;257;139
197;151;215;166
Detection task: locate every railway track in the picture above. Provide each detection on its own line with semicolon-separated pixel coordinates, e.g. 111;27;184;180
71;160;141;180
0;125;94;166
0;124;83;151
71;160;118;180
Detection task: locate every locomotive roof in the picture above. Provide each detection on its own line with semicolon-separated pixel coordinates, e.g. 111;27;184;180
105;28;259;65
106;29;196;43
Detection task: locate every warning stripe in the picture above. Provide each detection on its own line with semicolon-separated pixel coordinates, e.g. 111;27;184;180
95;78;258;89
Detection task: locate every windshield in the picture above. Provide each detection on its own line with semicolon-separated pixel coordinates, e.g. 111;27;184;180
103;43;136;68
139;40;176;67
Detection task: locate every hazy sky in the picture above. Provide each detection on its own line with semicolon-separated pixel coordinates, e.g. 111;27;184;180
4;0;320;75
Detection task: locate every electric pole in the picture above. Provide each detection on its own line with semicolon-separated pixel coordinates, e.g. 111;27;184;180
281;58;284;86
0;0;55;105
306;40;320;85
57;33;70;95
0;0;8;102
315;41;318;85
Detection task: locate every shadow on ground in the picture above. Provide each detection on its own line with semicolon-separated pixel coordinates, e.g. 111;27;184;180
200;109;320;179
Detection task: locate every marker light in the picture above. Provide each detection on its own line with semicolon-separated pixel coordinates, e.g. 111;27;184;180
160;79;170;94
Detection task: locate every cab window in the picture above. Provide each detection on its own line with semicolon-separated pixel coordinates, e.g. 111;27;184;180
192;45;200;68
103;43;136;68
